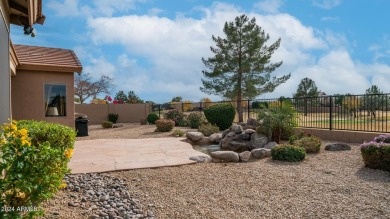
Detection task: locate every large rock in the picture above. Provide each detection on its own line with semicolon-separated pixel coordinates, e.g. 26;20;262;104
251;148;271;159
231;124;243;134
189;156;211;163
225;141;250;152
210;151;239;162
186;132;204;142
264;142;278;150
239;151;251;162
222;129;231;138
250;133;268;149
244;129;256;134
188;137;210;146
220;131;237;148
325;143;351;151
238;133;251;141
247;118;261;127
208;133;223;143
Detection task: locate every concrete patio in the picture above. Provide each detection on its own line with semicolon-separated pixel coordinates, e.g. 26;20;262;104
68;137;209;174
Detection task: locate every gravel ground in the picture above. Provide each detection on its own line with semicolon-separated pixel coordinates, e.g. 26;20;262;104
41;124;390;219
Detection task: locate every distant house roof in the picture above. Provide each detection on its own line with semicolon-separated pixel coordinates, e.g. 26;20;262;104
13;44;82;73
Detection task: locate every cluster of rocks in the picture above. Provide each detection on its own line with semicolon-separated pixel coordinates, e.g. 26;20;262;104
60;173;154;219
187;119;279;163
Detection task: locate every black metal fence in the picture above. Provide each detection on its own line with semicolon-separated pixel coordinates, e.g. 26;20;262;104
152;93;390;133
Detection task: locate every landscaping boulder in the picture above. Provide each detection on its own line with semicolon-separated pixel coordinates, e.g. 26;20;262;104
220;131;237;147
112;123;124;128
188;137;210;146
242;125;256;130
208;133;223;143
325;143;351;151
250;133;268;149
244;129;256;134
226;141;250;152
264;142;278;150
239;151;251;162
247;118;261;127
238;133;251;141
210;151;239;162
186;132;204;142
231;124;243;134
251;148;271;159
189;156;211;163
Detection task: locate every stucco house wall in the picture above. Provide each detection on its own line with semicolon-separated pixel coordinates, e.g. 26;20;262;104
11;70;75;128
0;1;11;124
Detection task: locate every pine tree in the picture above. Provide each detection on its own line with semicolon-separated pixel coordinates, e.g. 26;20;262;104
201;14;290;122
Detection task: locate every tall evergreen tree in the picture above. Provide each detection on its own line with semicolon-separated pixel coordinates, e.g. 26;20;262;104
127;91;144;104
364;85;383;118
293;77;318;98
201;14;290;122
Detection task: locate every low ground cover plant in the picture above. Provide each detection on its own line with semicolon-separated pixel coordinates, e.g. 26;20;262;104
360;134;390;171
0;120;76;218
102;121;113;128
155;119;175;132
172;129;185;137
204;103;235;130
147;113;159;124
294;135;322;153
198;123;219;136
271;145;306;162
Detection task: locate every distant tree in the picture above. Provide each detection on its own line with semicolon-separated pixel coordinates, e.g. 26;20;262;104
293;77;318;116
171;96;183;102
342;94;362;118
114;91;128;103
74;73;112;104
127;91;144;104
201;14;290;122
363;85;383;118
333;94;345;106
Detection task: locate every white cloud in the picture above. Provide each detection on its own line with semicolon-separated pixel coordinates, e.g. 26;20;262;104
83;56;116;79
47;0;81;17
254;0;284;14
148;8;164;16
321;16;339;22
312;0;342;9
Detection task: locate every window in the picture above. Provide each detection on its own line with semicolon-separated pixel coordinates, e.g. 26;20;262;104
44;84;66;117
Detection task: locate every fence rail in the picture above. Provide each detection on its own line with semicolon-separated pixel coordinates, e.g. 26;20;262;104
153;93;390;133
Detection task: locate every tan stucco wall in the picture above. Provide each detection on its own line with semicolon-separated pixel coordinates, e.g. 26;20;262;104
75;104;152;125
11;70;75;128
295;128;385;143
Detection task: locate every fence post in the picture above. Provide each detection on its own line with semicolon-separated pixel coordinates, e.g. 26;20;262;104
182;102;184;112
200;101;203;112
158;104;161;118
247;99;250;121
329;96;333;130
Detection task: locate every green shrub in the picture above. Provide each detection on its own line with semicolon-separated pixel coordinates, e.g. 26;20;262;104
198;123;220;137
147;113;159;124
271;145;306;162
187;112;203;129
163;109;185;126
294;136;322;153
101;121;113;128
204;103;235;130
177;114;188;127
155;119;175;132
108;113;119;123
172;129;185;137
258;101;297;143
0;120;76;218
360;135;390;171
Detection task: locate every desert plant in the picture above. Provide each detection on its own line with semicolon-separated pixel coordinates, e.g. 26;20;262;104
147;113;159;124
172;129;185;137
271;145;306;162
198;123;220;137
187;112;203;129
163;109;185;126
108;113;119;123
155;119;175;132
258;101;297;143
360;135;390;171
203;103;235;130
0;120;76;218
101;121;113;128
294;136;322;153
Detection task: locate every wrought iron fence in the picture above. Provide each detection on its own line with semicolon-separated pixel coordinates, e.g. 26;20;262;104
152;93;390;133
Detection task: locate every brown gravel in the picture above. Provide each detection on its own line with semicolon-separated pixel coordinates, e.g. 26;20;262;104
42;124;390;219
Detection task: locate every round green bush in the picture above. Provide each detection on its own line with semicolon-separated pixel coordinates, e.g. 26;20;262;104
198;123;219;137
155;119;175;132
147;113;159;124
163;109;185;126
101;121;113;128
108;113;118;123
187;112;203;129
204;103;235;130
294;136;322;153
271;145;306;162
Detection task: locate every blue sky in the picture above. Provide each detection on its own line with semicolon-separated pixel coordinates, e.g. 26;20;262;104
10;0;390;103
